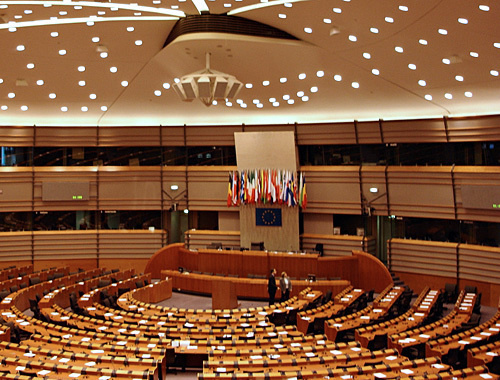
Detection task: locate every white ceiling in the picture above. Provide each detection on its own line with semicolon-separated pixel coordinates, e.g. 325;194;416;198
0;0;499;126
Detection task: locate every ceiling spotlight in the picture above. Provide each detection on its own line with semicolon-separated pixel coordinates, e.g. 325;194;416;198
170;184;179;190
369;187;378;193
172;53;242;107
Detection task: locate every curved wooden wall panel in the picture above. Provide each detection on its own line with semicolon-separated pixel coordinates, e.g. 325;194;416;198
0;168;33;212
35;127;97;146
356;121;383;144
0;231;32;262
98;126;160;146
388;238;500;306
187;167;231;211
0;126;33;146
302;166;361;214
301;233;375;256
296;122;357;145
447;115;500;142
382;118;447;143
185;125;242;146
185;230;241;250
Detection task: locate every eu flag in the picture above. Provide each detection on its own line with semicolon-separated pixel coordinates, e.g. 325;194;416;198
256;208;282;227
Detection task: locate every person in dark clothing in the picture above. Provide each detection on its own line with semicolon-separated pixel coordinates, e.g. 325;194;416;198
279;271;292;301
268;268;277;305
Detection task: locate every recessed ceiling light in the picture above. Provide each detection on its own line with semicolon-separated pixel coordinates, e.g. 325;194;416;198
408;63;416;70
14;15;22;19
298;73;306;80
8;27;16;32
174;78;180;83
438;28;447;35
100;52;108;58
280;77;287;83
278;14;286;19
323;18;331;24
49;93;56;99
269;97;276;102
245;83;253;88
78;80;86;86
310;86;318;93
256;103;263;108
262;80;270;86
351;82;359;88
348;35;357;42
1;106;7;110
0;79;3;84
372;69;379;75
27;63;34;69
424;94;432;101
51;32;58;37
59;49;67;55
252;99;259;104
61;106;68;112
304;27;312;34
110;67;118;73
36;80;44;85
419;39;428;45
444;93;452;99
332;7;341;13
127;27;134;32
418;80;426;86
398;5;408;11
479;5;489;11
302;96;309;101
470;51;478;58
154;90;161;96
442;58;451;65
92;37;100;43
98;10;105;15
283;94;290;100
316;70;324;77
89;93;97;99
59;11;67;15
385;17;394;23
370;27;379;33
458;18;468;24
272;102;279;107
363;52;371;59
333;74;342;81
121;81;128;87
135;40;143;46
101;106;108;111
223;3;231;7
111;7;119;11
87;21;94;26
163;82;170;89
78;66;85;72
81;106;88;112
395;46;403;53
284;2;292;7
8;93;15;98
74;5;82;9
494;43;500;49
490;70;499;77
16;45;25;51
287;99;294;104
297;91;304;97
20;105;28;111
24;9;32;14
455;75;464;82
464;91;473;98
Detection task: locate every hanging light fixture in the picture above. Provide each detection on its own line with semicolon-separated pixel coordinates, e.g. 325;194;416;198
172;52;242;107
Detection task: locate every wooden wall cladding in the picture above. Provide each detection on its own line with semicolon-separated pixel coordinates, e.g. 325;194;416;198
356;121;382;144
98;167;161;210
163;167;188;211
382;118;447;143
187;166;230;211
301;233;375;256
361;166;388;215
386;166;455;219
98;126;161;146
0;127;33;146
34;167;98;211
447;115;500;142
0;231;32;262
388;238;457;278
35;127;97;146
454;166;500;222
99;230;164;260
388;238;500;307
185;125;242;146
0;167;33;212
296;122;356;145
302;166;361;214
33;230;98;261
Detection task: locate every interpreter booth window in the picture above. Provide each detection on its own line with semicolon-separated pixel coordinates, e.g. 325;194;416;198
163;147;187;166
0;147;31;166
97;147;162;166
33;147;99;166
298;145;361;166
33;211;85;231
403;217;460;243
112;210;161;230
187;146;236;166
0;212;31;231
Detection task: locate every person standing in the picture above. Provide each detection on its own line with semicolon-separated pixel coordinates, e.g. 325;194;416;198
268;268;277;305
280;271;292;301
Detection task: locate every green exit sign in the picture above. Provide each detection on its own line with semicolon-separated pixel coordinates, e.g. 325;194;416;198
493;204;500;209
72;195;83;200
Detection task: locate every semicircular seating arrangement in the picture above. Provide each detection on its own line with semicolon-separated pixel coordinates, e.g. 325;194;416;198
0;265;497;380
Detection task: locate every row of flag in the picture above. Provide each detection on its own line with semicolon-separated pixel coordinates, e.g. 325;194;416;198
227;169;307;208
